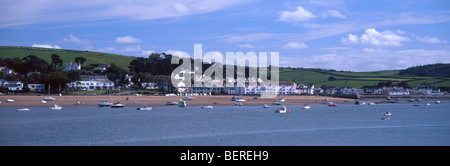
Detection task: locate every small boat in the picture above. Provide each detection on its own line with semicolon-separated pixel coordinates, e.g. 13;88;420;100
383;112;392;116
43;97;55;101
98;101;112;107
111;102;125;108
235;102;243;106
76;100;84;105
425;103;431;106
263;104;270;108
179;100;187;107
202;105;214;109
273;102;282;105
435;101;441;104
41;100;47;104
328;102;338;107
302;104;311;109
137;106;152;111
183;96;194;100
16;108;30;112
415;98;422;102
368;102;376;106
277;98;285;103
359;102;367;106
6;99;14;102
235;98;246;102
276;105;287;113
413;104;422;106
407;98;414;102
381;117;390;120
166;101;178;105
49;104;62;110
386;96;391;100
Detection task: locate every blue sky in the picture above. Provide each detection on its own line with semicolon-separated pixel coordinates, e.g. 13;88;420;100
1;0;449;71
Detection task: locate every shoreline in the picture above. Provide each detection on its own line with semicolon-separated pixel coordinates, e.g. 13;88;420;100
0;95;362;107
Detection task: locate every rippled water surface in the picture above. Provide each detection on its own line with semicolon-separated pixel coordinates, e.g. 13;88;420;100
1;103;449;145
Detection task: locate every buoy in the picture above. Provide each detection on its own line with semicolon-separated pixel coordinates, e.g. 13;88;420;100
288;110;291;113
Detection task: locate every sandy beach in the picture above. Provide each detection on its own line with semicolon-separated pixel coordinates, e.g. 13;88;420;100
0;95;362;107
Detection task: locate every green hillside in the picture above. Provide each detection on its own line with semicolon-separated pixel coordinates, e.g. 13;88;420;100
0;46;135;71
279;67;450;89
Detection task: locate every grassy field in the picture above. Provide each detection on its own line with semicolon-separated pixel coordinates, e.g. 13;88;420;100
279;67;450;88
0;46;135;71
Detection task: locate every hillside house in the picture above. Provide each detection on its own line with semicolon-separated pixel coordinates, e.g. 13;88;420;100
64;62;81;71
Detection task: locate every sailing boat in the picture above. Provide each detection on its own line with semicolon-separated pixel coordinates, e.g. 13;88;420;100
302;94;311;109
111;88;125;108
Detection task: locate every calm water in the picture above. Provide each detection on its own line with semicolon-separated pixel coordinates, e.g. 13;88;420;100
1;103;450;146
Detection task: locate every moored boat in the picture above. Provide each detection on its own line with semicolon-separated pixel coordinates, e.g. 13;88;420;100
273;102;282;105
383;112;392;116
6;99;14;102
16;108;30;112
49;104;62;110
328;102;338;107
302;104;311;109
183;96;194;100
179;100;187;107
43;97;55;101
276;105;287;113
202;105;214;109
381;117;390;120
137;106;152;110
111;102;125;108
166;101;178;105
263;104;270;108
98;101;112;107
435;101;441;104
235;102;243;106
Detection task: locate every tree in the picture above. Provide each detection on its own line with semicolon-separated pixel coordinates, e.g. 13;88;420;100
46;72;69;93
51;54;63;70
328;76;336;81
74;57;87;65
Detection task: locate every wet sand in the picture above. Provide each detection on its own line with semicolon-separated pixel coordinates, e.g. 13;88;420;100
0;95;360;107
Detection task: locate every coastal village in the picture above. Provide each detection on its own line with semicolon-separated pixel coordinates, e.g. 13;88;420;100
0;60;447;98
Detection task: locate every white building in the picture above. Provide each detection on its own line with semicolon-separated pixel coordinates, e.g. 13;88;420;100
67;80;114;91
64;62;81;71
2;81;23;91
28;84;45;92
388;90;410;95
296;83;314;95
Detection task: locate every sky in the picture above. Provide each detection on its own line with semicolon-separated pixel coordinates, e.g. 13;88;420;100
1;0;449;71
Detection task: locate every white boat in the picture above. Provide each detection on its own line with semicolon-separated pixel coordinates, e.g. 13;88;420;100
235;102;243;106
277;98;285;103
235;98;246;102
276;105;287;113
273;102;282;105
202;105;214;109
383;112;392;116
16;108;30;112
425;103;431;106
179;100;187;107
49;104;62;110
41;100;47;104
43;97;55;101
98;101;112;107
368;102;376;106
6;99;14;102
381;117;390;120
111;102;125;108
263;104;270;108
166;101;178;105
435;101;441;104
359;102;367;106
183;96;194;100
137;106;152;111
302;104;311;109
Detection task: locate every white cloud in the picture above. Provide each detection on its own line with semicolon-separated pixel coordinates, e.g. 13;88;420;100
31;44;61;49
0;0;248;28
238;43;256;48
414;35;447;44
278;6;315;23
115;35;142;44
282;42;308;49
342;28;409;47
322;10;346;19
165;50;191;58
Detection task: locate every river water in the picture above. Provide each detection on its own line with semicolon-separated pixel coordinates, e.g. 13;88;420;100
1;103;449;146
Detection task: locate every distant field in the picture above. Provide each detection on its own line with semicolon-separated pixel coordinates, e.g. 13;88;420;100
279;67;450;88
0;46;135;71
